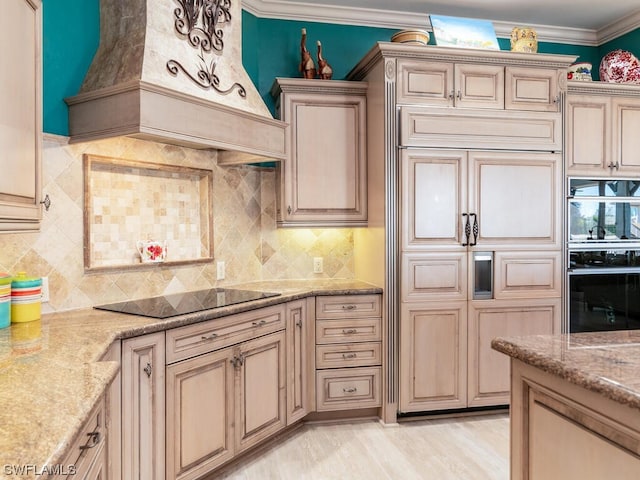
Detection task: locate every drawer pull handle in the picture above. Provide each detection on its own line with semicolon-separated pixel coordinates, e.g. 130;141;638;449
201;333;218;341
342;353;357;359
342;329;358;334
342;305;356;310
343;387;358;394
79;431;101;450
252;320;267;327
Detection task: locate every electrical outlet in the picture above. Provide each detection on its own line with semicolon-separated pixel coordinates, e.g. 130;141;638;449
41;276;50;303
313;257;323;274
217;261;225;280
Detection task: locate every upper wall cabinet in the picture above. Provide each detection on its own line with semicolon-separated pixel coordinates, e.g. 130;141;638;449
0;0;42;232
271;78;368;228
566;82;640;177
397;57;561;112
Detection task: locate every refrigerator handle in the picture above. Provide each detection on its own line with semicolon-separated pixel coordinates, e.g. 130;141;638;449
469;213;478;246
462;213;470;246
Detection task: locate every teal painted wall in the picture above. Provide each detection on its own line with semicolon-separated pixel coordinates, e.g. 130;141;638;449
42;3;637;134
42;0;100;135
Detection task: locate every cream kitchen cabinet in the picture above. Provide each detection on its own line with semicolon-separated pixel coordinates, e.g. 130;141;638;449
397;54;561;112
399;302;468;411
314;295;382;411
399;148;561;412
347;42;575;419
271;78;368;227
165;305;287;480
121;332;165;480
466;299;560;407
566;82;640;176
401;149;561;252
286;298;313;424
0;0;43;231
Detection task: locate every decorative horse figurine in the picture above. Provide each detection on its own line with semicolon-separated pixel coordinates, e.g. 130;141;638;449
317;41;333;80
299;28;316;79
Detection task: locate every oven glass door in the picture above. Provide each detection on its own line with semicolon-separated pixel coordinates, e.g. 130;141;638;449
568;178;640;243
569;270;640;333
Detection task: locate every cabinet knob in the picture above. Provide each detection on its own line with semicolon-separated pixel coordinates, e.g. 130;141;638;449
295;320;303;328
230;354;245;368
143;362;152;377
287;205;292;215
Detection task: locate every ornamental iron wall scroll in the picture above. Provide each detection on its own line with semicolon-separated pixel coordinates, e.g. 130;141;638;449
166;0;246;97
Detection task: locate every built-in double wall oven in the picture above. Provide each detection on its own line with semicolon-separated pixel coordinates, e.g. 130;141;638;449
567;178;640;332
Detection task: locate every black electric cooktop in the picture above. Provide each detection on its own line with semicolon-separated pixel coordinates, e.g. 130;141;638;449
94;288;281;319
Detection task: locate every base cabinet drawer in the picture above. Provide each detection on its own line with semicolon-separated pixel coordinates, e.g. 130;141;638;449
315;318;381;344
166;304;286;364
316;342;382;369
54;397;107;479
316;295;381;319
316;367;382;411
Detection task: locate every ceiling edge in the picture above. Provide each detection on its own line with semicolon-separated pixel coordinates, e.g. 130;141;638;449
242;0;430;30
243;0;640;47
597;9;640;45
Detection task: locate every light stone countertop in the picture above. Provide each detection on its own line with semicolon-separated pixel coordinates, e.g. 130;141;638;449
492;330;640;411
0;279;382;480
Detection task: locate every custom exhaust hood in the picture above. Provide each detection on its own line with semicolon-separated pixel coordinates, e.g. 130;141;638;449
65;0;286;163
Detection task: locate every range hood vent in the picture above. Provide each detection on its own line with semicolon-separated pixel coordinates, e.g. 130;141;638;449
65;0;285;163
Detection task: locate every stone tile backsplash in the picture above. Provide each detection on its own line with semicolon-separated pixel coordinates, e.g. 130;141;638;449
0;135;355;313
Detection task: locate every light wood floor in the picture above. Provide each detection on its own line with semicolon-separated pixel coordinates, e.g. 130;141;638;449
218;413;509;479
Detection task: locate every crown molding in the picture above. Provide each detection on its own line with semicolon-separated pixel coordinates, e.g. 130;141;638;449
242;0;430;30
597;9;640;44
243;0;640;47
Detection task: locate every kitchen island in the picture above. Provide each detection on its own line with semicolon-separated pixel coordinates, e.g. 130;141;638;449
0;279;381;480
492;331;640;480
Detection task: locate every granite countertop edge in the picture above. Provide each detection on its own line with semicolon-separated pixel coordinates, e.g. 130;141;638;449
491;335;640;412
0;279;381;479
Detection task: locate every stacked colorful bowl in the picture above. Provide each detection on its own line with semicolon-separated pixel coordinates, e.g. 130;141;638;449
0;273;11;329
10;272;42;323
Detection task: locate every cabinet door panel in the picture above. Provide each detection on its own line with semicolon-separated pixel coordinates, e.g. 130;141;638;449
0;0;42;229
236;331;286;452
399;303;467;412
613;97;640;171
455;64;504;109
122;333;165;480
286;299;311;425
275;79;368;227
469;151;560;248
400;107;561;151
397;59;454;105
402;252;467;302
565;95;609;173
296;104;357;209
468;300;560;407
505;67;559;112
401;149;466;250
166;349;234;480
494;251;561;299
